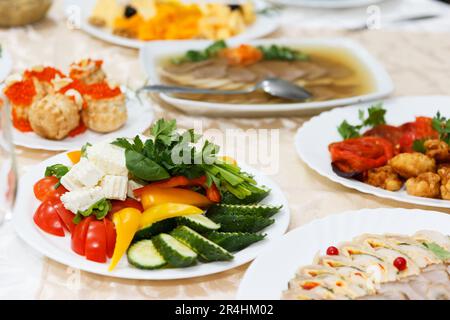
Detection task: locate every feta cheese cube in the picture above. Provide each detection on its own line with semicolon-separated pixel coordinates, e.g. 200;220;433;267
69;158;104;187
87;142;128;176
60;171;84;191
60;187;104;213
127;180;144;200
101;175;128;200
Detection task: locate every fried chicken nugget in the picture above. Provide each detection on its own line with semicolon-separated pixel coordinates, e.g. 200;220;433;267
388;153;436;178
424;139;450;163
365;165;403;191
405;172;441;198
438;166;450;200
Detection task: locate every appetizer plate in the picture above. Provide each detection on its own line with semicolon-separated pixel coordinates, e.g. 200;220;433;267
0;46;12;82
237;208;450;299
64;0;279;49
140;38;393;117
296;95;450;208
12;88;154;151
269;0;387;9
12;154;290;280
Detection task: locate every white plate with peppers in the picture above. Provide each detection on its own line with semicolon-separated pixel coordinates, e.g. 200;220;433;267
13;120;290;280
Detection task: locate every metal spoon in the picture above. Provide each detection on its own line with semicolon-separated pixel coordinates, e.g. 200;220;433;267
137;78;313;101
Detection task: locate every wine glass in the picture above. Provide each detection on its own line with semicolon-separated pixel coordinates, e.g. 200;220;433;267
0;94;17;224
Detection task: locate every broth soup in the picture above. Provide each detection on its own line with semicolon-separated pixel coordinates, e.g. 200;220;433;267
158;42;376;104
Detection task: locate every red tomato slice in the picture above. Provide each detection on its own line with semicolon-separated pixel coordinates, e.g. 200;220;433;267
44;185;68;203
33;176;59;201
109;198;143;215
85;220;107;263
329;137;395;175
53;201;76;233
33;200;65;237
71;216;94;256
104;218;116;259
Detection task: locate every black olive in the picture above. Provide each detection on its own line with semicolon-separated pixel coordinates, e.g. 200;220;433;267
124;5;138;18
228;4;242;11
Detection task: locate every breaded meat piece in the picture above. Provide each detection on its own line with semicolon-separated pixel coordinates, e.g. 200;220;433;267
365;165;403;191
389;153;436;178
438;166;450;200
29;93;81;140
82;93;127;133
424;139;450;163
405;172;441;198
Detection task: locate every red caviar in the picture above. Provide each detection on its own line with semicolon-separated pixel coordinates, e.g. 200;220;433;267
24;67;65;83
11;108;33;132
4;79;36;106
81;82;121;100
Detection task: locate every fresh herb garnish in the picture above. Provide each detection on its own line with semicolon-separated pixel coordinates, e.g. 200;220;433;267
423;242;450;261
337;103;387;139
258;45;308;61
73;198;112;224
172;40;227;64
412;139;427;153
432;112;450;144
80;142;92;158
112;119;268;200
45;164;69;188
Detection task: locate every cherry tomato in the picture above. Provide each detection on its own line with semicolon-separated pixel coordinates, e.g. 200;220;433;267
393;257;407;271
53;200;76;233
109;198;143;215
104;218;116;259
71;216;94;256
85;221;107;263
326;246;339;256
45;185;68;203
33;176;59;201
33;200;65;237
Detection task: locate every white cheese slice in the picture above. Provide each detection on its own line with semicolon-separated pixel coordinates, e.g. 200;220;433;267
60;171;84;191
101;175;128;200
127;180;144;200
60;187;104;213
87;142;128;176
69;158;104;187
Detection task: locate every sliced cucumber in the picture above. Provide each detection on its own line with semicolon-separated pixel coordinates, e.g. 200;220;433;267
177;214;221;233
127;239;167;270
207;204;282;218
209;214;274;233
152;233;197;268
134;219;176;241
205;231;266;252
171;226;233;262
221;187;270;205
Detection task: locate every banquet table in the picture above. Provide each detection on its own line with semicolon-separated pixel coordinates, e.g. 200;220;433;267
1;0;450;299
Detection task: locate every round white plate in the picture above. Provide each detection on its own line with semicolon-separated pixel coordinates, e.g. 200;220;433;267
269;0;386;9
64;0;279;49
12;153;290;280
140;38;393;117
237;208;450;299
0;46;12;82
12;88;154;151
296;95;450;208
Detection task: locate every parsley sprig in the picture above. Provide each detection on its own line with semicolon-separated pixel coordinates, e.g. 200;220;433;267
431;112;450;144
337;103;387;139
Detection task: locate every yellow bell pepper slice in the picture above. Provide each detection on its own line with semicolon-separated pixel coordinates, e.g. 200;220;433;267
140;203;203;228
67;150;82;164
108;208;142;271
219;156;237;166
140;187;212;210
